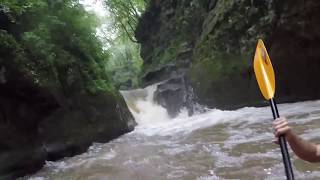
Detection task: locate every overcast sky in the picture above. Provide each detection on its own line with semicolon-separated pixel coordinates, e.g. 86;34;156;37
79;0;115;49
79;0;108;17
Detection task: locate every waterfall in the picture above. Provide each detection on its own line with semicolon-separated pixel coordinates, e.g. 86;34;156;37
120;84;171;127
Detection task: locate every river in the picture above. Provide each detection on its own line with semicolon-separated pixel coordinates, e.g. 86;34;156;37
23;84;320;180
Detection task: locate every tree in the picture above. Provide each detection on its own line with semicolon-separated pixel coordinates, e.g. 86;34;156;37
0;0;113;95
104;0;146;42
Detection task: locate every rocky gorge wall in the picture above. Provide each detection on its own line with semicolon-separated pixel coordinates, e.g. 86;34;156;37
136;0;320;112
0;61;136;180
0;3;136;179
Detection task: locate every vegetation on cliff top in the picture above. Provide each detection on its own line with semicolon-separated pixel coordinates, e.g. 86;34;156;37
0;0;146;95
1;0;113;95
103;0;146;89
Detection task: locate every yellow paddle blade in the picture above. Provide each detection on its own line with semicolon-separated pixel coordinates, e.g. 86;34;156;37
253;39;275;100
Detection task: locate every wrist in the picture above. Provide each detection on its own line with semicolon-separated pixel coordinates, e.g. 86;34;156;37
285;130;294;141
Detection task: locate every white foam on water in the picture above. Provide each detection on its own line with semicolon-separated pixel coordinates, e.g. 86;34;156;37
121;84;320;137
121;84;171;128
100;148;117;160
27;178;46;180
140;105;276;136
121;84;257;136
25;84;320;180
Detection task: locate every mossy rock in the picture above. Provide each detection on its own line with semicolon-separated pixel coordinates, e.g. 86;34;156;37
188;53;262;109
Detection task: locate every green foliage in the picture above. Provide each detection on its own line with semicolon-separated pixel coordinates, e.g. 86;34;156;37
0;0;147;91
101;0;146;89
105;37;143;89
104;0;146;42
0;0;113;95
0;30;18;51
1;0;45;15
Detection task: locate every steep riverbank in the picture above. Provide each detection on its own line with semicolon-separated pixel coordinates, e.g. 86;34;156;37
136;0;320;112
0;2;135;179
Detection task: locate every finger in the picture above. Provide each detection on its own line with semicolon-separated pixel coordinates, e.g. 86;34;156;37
274;121;289;130
274;117;287;123
275;126;291;137
275;117;285;121
273;119;286;126
273;122;287;132
278;117;287;121
273;118;281;124
275;127;290;136
275;117;284;122
272;138;279;145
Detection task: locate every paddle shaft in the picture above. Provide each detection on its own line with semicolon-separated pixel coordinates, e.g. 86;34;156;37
269;98;295;180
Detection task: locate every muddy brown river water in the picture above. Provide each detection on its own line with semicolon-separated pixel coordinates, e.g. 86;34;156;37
23;85;320;180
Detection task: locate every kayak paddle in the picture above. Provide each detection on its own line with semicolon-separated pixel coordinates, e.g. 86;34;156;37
253;39;294;180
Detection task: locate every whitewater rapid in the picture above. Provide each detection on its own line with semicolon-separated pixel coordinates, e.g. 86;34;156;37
23;84;320;180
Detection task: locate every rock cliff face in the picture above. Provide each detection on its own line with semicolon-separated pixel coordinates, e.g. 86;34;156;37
136;0;320;111
0;64;135;179
0;7;135;179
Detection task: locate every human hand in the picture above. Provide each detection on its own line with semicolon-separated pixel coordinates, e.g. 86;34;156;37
272;117;292;144
273;117;292;137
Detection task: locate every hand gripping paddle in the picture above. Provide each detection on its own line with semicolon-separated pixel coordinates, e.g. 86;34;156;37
253;39;294;180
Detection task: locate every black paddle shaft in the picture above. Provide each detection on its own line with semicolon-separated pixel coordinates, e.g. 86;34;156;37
269;98;295;180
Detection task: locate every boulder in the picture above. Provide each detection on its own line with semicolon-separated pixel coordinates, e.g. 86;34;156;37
154;76;188;117
0;70;57;179
154;75;200;117
40;92;136;161
0;64;135;179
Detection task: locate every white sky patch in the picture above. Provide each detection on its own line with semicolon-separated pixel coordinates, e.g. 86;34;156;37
79;0;117;49
80;0;108;17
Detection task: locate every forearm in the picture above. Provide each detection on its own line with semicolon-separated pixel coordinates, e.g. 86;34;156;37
286;132;320;162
